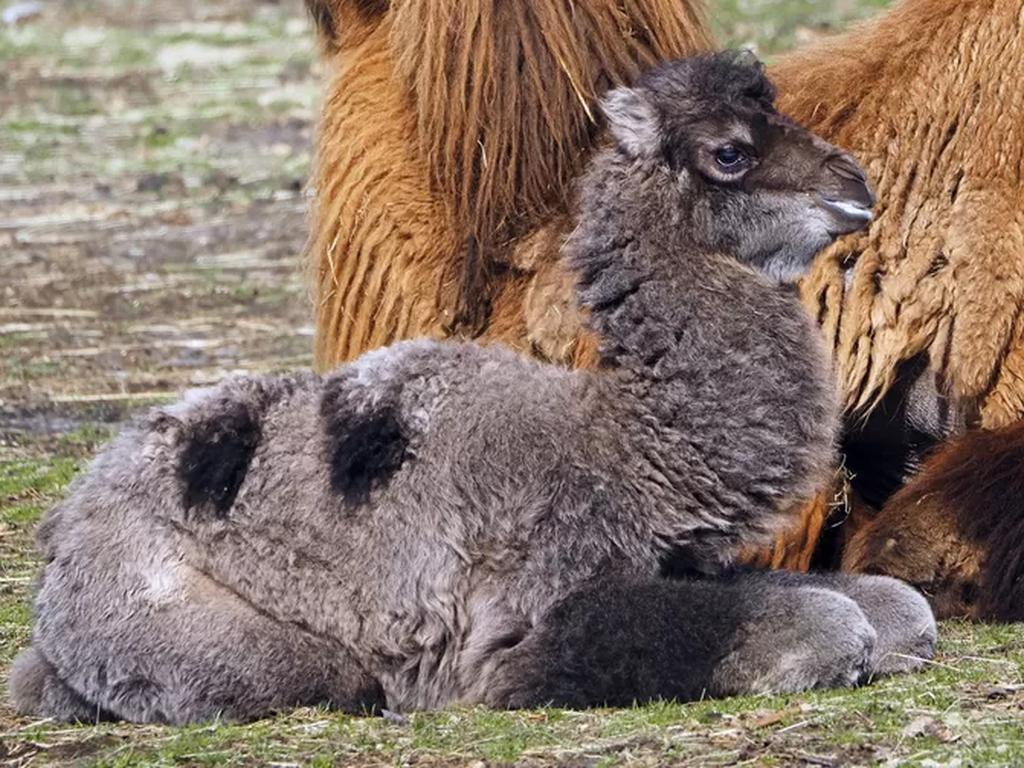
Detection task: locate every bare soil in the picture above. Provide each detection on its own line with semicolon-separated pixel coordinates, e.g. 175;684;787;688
1;0;316;460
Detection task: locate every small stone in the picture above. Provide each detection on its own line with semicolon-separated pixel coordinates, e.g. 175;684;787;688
984;684;1018;700
136;172;185;196
381;708;409;726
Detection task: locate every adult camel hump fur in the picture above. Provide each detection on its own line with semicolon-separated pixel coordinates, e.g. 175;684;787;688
305;0;711;366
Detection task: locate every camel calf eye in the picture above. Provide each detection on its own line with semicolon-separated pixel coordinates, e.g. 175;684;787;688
715;146;744;169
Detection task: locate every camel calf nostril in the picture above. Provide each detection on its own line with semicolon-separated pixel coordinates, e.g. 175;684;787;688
825;156;875;208
826;154;866;181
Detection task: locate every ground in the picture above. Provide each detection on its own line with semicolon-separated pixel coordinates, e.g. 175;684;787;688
1;0;1022;765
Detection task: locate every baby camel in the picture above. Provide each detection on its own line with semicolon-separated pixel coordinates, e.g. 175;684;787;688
11;53;935;724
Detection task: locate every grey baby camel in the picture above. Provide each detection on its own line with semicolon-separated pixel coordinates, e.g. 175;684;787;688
11;51;936;724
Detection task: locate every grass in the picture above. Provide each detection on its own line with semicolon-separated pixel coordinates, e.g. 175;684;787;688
712;0;892;55
4;0;1024;766
2;590;1024;765
0;460;79;525
0;457;82;669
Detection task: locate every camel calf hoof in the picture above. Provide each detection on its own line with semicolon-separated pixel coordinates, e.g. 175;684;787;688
713;588;876;695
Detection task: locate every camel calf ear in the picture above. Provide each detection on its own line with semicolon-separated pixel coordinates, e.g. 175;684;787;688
601;87;659;159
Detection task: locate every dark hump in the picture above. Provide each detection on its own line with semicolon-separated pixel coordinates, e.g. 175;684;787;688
178;399;262;519
321;377;409;505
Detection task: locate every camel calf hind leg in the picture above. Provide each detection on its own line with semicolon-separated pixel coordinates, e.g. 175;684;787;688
481;575;876;709
18;571;384;725
9;647;112;723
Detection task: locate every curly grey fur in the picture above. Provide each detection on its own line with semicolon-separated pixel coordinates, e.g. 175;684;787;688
11;52;932;724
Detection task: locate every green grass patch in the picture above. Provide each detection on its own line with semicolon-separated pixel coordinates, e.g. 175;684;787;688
0;457;81;507
0;458;78;666
712;0;892;55
0;501;44;528
2;119;81;136
0;597;33;666
58;424;117;453
8;647;1024;768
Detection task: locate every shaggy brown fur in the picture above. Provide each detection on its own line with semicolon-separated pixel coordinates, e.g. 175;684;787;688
756;0;1024;570
738;474;881;573
843;421;1024;621
305;0;1024;572
305;0;711;365
739;483;840;572
774;0;1024;427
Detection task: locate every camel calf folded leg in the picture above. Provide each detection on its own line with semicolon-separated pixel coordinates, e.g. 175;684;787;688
10;568;384;725
481;575;879;709
722;569;938;676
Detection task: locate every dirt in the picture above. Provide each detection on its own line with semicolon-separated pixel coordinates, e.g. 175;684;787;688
1;0;317;461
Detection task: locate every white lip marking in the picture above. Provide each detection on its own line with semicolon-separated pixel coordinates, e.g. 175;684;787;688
822;198;873;222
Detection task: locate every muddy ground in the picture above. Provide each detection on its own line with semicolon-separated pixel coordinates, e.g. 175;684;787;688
1;0;317;453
